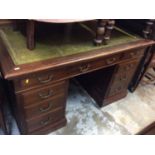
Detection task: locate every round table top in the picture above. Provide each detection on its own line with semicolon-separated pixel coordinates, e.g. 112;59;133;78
33;19;94;23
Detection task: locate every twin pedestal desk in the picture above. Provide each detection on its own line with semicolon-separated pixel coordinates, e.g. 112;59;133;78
0;26;154;134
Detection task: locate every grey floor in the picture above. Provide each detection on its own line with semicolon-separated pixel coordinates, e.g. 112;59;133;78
0;80;155;135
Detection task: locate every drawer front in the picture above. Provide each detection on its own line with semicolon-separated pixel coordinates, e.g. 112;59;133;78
108;73;131;93
20;81;68;106
67;54;121;77
15;68;67;91
24;95;66;120
26;108;65;133
122;48;145;60
15;54;122;91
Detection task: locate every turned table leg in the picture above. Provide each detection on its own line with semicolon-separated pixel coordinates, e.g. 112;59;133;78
94;19;106;45
143;19;155;39
104;20;115;44
27;20;35;50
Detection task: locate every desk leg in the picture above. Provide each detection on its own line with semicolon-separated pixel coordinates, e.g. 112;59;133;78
27;20;35;50
94;19;106;45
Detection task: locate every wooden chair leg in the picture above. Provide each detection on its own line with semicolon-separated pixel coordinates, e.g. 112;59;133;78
27;20;35;50
103;20;115;44
143;20;155;39
94;19;106;45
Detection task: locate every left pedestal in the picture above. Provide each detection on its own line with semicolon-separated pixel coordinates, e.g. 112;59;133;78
8;78;69;135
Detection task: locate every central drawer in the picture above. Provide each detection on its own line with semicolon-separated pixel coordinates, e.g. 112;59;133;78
67;54;121;77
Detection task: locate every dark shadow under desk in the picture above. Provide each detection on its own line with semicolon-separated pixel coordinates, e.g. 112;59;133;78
0;26;154;134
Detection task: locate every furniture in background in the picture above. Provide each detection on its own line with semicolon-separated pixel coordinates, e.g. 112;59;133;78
26;19;115;50
116;19;155;135
141;54;155;85
0;23;154;134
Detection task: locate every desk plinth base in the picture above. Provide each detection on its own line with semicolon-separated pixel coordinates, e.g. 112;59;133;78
102;91;127;106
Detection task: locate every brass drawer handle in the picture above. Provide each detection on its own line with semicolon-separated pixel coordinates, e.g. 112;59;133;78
38;90;53;99
40;117;52;126
79;64;90;73
106;57;117;65
39;102;53;113
38;75;53;84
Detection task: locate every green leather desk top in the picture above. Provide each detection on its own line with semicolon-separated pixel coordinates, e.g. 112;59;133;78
0;25;140;65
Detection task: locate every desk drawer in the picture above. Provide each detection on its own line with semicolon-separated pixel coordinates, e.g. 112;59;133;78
67;54;121;77
15;68;68;91
24;95;66;120
117;59;140;73
26;108;65;133
20;81;67;106
122;48;145;60
109;73;131;91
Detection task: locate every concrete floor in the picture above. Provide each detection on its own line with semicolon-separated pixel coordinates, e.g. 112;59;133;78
0;81;155;135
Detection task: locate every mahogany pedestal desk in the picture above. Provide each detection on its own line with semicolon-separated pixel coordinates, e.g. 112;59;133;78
0;26;154;135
